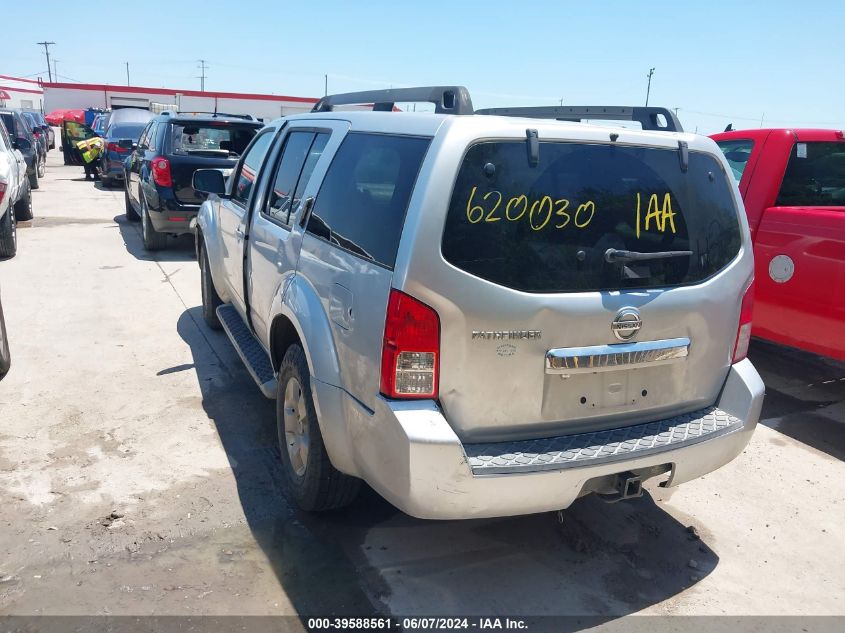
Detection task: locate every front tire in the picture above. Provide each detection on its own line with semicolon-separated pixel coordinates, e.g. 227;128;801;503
200;245;222;330
0;209;17;259
37;155;46;178
277;345;360;512
28;168;39;190
14;181;33;222
140;195;167;251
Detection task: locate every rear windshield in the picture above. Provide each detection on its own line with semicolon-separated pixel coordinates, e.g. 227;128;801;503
108;123;146;140
442;141;742;293
169;122;258;157
776;141;845;207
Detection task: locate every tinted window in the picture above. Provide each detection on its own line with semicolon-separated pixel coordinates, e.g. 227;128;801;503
716;140;754;182
306;133;429;267
109;123;147;140
0;113;16;137
170;122;257;156
292;133;329;210
145;122;158;151
265;132;315;225
232;130;274;206
442;141;742;293
776;141;845;207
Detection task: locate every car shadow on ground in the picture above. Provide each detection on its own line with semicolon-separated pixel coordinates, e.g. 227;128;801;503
748;339;845;461
113;213;195;262
176;307;717;626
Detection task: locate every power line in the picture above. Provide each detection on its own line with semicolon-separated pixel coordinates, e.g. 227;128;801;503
197;59;208;92
36;41;56;82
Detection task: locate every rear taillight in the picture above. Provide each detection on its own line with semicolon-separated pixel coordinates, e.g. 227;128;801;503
151;156;172;187
732;280;755;363
380;289;440;399
107;142;129;154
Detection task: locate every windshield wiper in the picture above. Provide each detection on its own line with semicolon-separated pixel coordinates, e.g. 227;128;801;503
604;248;693;264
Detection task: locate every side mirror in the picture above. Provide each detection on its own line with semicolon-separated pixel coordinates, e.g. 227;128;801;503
14;138;31;151
193;169;227;198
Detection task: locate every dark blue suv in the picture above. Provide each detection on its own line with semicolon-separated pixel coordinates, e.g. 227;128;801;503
124;112;262;251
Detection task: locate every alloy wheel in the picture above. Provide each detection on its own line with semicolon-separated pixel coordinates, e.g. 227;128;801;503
283;377;310;477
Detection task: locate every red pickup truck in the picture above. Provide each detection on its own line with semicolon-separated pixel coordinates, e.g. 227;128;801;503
711;128;845;361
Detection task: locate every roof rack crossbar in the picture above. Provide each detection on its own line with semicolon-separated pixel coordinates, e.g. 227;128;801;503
311;86;474;115
474;106;683;132
167;111;257;120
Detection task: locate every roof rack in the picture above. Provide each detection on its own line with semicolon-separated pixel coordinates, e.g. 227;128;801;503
474;106;683;132
311;86;474;115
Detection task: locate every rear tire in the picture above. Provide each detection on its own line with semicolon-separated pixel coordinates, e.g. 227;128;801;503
200;245;222;330
277;344;360;512
0;209;17;259
125;187;139;221
140;195;167;251
101;176;112;188
13;182;33;222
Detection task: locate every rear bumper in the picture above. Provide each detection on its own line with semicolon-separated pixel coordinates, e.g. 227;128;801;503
148;196;199;235
316;359;764;520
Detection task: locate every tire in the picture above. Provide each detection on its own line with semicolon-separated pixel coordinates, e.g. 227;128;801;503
101;176;112;188
125;187;139;221
28;167;39;190
277;344;360;512
200;245;222;330
13;181;33;222
0;208;17;259
37;155;45;178
140;195;167;251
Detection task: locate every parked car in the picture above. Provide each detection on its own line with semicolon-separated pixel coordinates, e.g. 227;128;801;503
0;110;40;189
0;286;9;381
0;118;34;258
124;112;262;250
23;111;55;150
193;86;764;519
34;111;56;149
96;108;154;188
91;112;109;137
19;111;47;176
712;128;845;361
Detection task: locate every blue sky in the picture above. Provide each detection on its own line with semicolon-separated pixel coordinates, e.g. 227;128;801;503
4;0;843;134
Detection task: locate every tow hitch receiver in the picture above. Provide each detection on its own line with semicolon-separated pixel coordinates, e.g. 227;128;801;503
601;471;643;503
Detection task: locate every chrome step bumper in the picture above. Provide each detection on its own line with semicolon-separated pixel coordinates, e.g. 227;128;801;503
465;406;740;475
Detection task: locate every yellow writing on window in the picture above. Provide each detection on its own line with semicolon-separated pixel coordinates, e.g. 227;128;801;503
636;192;677;239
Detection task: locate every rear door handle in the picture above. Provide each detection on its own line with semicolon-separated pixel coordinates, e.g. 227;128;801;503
235;228;245;239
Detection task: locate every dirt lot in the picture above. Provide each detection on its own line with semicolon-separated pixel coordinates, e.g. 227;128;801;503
0;150;843;624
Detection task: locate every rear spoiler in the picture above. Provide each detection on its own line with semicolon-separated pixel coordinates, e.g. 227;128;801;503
475;106;683;132
311;87;681;132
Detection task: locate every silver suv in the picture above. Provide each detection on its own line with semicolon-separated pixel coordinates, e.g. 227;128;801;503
194;87;764;519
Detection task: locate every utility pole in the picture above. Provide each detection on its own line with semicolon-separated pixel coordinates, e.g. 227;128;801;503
52;59;58;82
559;98;563;106
645;67;655;106
37;41;56;82
125;62;130;86
324;74;328;97
197;59;208;92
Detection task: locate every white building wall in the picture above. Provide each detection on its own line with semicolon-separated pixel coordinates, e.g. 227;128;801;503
43;85;315;122
0;75;45;110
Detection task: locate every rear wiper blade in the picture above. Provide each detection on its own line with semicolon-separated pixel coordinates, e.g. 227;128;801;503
604;248;693;264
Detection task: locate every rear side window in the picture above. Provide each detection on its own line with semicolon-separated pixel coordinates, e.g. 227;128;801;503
145;122;159;151
265;131;329;226
776;141;845;207
442;141;742;293
306;133;430;268
716;139;754;182
0;114;16;137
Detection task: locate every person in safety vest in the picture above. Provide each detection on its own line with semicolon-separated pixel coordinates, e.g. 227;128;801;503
76;136;105;180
